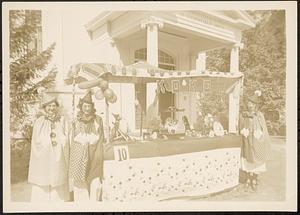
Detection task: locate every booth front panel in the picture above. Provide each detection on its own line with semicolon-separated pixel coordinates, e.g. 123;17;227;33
102;135;242;202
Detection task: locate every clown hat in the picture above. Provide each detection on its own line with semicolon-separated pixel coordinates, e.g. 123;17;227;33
78;90;94;109
40;92;58;108
247;90;262;104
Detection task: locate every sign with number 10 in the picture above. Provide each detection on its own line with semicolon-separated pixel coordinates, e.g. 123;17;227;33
113;145;130;161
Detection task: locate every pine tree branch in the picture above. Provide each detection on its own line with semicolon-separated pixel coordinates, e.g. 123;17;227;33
11;43;56;76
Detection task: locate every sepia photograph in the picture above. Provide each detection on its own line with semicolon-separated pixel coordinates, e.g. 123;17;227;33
2;1;297;212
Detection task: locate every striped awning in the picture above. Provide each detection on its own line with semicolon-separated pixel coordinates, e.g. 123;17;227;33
65;62;243;85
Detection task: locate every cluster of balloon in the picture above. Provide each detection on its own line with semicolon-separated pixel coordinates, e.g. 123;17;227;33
78;77;117;104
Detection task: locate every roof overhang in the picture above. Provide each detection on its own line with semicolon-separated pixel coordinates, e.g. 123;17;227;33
200;10;256;30
85;10;255;45
85;11;127;32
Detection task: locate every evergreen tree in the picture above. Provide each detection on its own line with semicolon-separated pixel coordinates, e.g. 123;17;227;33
10;10;57;138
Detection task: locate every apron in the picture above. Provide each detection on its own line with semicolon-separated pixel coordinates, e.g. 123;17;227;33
69;115;104;186
240;111;271;166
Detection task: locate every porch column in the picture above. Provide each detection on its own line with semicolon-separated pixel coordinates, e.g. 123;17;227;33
141;17;164;122
141;17;163;66
228;43;243;133
196;52;206;72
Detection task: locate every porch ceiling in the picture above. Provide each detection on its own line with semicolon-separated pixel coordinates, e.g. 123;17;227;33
116;26;230;54
159;25;232;52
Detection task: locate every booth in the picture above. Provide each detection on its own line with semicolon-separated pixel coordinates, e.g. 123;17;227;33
101;135;241;202
65;62;244;201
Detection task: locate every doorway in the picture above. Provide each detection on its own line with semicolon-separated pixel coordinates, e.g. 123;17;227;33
158;91;174;124
134;48;176;125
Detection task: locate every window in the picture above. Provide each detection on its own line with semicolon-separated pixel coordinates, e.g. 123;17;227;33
134;48;147;62
134;48;176;71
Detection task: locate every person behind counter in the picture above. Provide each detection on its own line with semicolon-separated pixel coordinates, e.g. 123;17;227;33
204;114;225;137
212;115;225;137
69;91;105;201
28;92;69;201
240;90;271;191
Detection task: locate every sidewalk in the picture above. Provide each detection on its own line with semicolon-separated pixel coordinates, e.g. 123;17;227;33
10;137;285;202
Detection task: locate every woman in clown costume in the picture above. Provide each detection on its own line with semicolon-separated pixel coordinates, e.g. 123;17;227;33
69;91;105;201
28;92;70;201
240;90;271;191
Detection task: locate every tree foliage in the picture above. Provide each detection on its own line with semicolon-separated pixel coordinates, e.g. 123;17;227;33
205;10;286;135
195;91;229;131
10;10;57;138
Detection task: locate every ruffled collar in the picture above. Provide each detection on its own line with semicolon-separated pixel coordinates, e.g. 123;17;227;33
242;111;258;118
77;111;96;124
39;110;61;122
46;115;61;122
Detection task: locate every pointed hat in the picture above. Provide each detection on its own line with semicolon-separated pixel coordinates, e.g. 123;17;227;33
79;90;93;104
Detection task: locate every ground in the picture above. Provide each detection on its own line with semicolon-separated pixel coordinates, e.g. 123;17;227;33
10;137;285;202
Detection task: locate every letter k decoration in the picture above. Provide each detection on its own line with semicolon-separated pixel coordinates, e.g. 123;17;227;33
158;80;166;94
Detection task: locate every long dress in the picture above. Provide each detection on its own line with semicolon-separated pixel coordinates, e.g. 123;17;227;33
28;114;69;201
69;114;104;201
240;111;271;174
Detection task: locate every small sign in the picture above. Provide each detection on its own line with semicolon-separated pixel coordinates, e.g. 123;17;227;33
203;79;211;91
189;79;197;91
172;80;179;92
113;145;130;161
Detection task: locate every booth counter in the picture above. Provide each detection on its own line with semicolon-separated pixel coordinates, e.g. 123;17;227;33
101;135;242;202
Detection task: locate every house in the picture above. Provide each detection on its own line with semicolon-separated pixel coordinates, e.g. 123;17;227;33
80;10;255;133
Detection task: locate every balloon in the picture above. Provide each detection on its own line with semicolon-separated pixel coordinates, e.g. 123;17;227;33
95;89;105;100
78;78;103;89
104;88;114;100
108;94;117;103
99;80;109;90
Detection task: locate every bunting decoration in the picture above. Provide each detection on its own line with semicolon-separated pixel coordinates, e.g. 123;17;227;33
65;62;243;105
67;63;243;81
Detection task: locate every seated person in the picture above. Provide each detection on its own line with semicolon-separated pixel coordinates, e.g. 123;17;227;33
213;117;225;137
204;114;225;137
